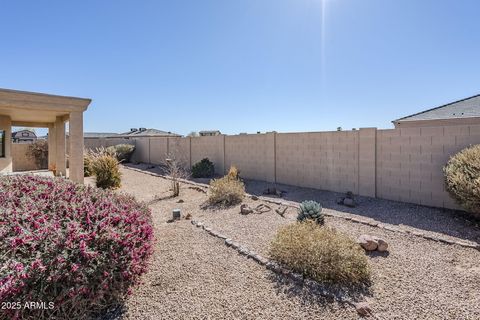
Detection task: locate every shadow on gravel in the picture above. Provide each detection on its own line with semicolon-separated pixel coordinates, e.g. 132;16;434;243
266;272;371;307
93;304;126;320
242;178;480;244
123;163;480;244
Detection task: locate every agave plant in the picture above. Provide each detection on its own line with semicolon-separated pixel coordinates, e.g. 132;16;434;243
297;200;324;225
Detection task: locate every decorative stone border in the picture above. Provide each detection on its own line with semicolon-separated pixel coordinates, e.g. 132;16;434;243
190;219;357;306
124;165;480;251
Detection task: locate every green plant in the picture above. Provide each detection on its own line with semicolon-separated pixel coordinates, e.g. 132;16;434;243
88;148;122;189
208;175;245;206
191;158;215;178
444;144;480;218
106;144;135;163
26;140;49;169
297;200;324;225
0;175;153;320
269;221;370;285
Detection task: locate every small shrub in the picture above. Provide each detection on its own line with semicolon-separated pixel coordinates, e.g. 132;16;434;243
26;140;48;169
88;148;122;189
164;154;189;197
83;152;93;177
208;175;245;206
0;175;153;320
106;144;135;163
444;144;480;218
227;165;241;180
191;158;215;178
297;200;324;225
270;221;370;285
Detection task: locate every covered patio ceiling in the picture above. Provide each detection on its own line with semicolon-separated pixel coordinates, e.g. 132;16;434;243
0;88;91;126
0;88;91;184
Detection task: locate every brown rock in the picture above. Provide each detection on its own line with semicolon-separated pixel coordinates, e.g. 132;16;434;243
357;235;378;251
355;302;372;317
240;204;253;215
373;237;389;252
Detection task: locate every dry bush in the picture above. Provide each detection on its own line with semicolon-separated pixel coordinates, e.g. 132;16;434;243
208;176;245;206
227;165;240;180
444;144;480;218
26;140;48;169
87;148;121;189
106;144;135;163
270;221;370;285
164;153;189;197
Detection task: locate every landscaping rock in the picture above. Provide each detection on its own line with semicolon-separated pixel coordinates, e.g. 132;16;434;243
343;198;356;207
240;204;253;215
250;195;259;200
196;222;203;228
357;235;378;251
177;199;184;203
373;237;389;252
225;239;233;247
355;302;372;317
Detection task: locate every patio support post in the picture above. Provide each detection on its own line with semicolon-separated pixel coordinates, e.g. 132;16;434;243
48;123;56;170
55;116;67;177
69;111;84;184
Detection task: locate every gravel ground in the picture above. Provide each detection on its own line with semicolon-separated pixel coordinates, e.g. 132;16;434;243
87;165;480;319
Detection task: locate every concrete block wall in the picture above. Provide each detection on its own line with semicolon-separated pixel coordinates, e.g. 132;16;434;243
190;135;225;174
11;143;41;171
377;124;480;209
225;133;275;182
82;124;480;210
276;131;359;193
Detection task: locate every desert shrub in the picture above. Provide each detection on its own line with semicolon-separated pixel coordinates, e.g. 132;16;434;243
270;221;370;285
208;175;245;206
227;165;240;180
88;148;122;189
191;158;215;178
106;144;135;163
164;154;189;197
26;140;48;169
297;200;324;225
444;144;480;218
0;175;153;320
83;152;93;177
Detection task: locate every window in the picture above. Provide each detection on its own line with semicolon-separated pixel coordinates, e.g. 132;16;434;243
0;130;4;157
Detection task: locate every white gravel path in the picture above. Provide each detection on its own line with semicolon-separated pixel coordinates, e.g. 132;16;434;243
87;165;480;319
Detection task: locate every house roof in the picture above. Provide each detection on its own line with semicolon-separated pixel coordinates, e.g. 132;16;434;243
84;132;119;138
118;128;181;137
393;94;480;124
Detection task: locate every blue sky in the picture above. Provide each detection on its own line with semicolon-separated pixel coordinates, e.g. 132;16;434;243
1;0;480;135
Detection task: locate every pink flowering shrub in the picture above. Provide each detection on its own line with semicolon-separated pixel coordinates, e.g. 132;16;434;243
0;175;154;320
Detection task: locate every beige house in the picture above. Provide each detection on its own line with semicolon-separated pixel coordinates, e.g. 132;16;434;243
0;88;91;184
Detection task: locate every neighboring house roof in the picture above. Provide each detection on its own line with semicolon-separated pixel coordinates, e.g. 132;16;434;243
199;130;221;135
84;132;119;138
393;94;480;124
118;128;181;137
12;130;37;139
